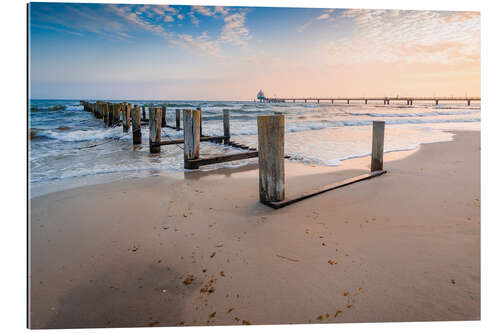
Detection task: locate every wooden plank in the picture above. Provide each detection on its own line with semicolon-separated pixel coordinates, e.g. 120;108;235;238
258;114;285;203
131;105;142;144
223;109;230;145
183;109;201;168
264;170;387;209
371;121;385;172
149;107;161;153
155;135;228;146
184;151;258;169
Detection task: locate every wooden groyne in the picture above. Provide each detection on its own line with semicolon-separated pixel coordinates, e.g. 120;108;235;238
80;100;387;208
263;96;480;106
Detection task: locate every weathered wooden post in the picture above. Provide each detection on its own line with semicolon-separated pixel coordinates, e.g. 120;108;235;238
122;103;131;133
95;103;102;119
196;107;202;136
111;104;121;126
176;109;181;131
142;105;146;120
183;109;201;169
103;103;109;126
257;114;285;203
107;103;114;126
149;107;162;153
161;105;167;128
467;100;471;106
131;105;142;144
116;104;122;126
223;109;230;145
370;121;385;172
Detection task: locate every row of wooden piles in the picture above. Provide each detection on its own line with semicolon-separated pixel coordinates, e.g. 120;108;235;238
80;100;386;207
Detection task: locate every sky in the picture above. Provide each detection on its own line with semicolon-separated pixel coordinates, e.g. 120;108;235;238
28;3;481;100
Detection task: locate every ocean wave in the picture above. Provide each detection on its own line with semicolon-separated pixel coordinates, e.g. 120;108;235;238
347;110;480;118
35;127;128;142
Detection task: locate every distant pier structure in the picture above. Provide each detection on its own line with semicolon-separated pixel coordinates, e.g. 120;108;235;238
257;90;286;103
264;95;480;106
257;90;267;102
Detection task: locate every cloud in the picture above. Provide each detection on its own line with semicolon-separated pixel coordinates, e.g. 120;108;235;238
188;12;200;26
31;23;84;36
192;6;215;16
316;8;335;20
220;12;250;46
172;32;219;56
215;6;230;16
30;3;250;58
322;9;480;65
191;5;230;17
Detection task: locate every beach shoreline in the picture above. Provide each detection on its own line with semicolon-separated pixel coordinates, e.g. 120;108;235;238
29;130;480;328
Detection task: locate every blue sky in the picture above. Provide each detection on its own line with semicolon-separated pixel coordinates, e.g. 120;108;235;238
29;3;480;100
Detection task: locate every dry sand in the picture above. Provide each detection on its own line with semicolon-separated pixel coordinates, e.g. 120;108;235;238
29;131;480;328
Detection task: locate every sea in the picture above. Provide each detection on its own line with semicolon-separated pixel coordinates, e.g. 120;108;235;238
29;99;480;196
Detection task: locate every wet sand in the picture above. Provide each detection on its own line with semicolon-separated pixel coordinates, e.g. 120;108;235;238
29;131;480;328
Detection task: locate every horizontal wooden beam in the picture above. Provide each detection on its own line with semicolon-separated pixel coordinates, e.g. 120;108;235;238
263;170;387;209
155;135;228;146
185;151;259;169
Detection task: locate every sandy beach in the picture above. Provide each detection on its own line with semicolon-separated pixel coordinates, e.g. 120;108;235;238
28;130;480;328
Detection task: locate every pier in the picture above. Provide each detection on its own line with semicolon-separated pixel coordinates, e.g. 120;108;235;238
261;96;480;106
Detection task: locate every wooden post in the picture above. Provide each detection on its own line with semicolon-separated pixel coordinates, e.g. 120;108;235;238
131;105;142;144
112;104;121;126
108;104;114;126
467;100;471;106
196;107;202;136
122;103;131;133
161;105;167;128
96;103;102;119
370;121;385;172
103;103;109;126
223;109;230;145
183;109;201;169
149;107;161;153
257;114;285;203
142;105;146;120
175;109;181;131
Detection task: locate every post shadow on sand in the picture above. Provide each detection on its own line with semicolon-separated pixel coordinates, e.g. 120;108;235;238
183;162;259;180
42;263;200;329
